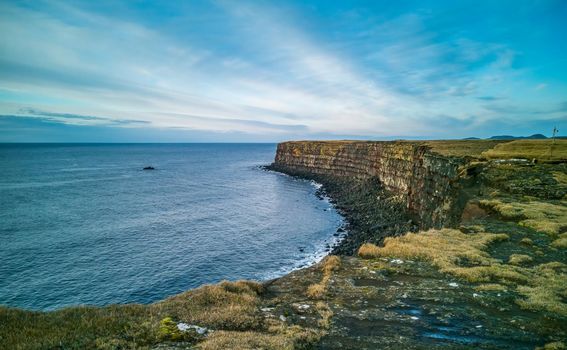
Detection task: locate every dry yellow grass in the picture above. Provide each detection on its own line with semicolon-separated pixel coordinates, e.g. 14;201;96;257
551;233;567;249
508;254;533;266
306;256;341;300
520;237;534;246
481;139;567;161
357;229;567;316
516;263;567;316
315;301;333;329
153;280;263;330
537;341;567;350
553;171;567;185
322;255;341;274
358;243;382;259
198;330;298;350
197;319;321;350
480;199;567;236
357;229;511;282
423;140;509;158
306;283;326;299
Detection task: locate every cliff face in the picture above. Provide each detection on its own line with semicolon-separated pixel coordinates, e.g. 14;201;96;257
271;141;465;229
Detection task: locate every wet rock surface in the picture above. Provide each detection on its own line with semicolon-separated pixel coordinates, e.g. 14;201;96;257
264;257;560;349
266;145;567;349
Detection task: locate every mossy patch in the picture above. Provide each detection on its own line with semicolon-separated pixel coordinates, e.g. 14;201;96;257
357;229;567;317
508;254;533;266
358;229;511;283
158;317;199;342
516;263;567;316
480;199;567;236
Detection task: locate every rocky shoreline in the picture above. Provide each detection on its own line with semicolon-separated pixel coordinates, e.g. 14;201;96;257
2;139;566;349
264;164;416;255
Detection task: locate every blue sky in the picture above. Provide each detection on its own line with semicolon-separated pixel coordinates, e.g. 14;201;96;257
0;0;566;142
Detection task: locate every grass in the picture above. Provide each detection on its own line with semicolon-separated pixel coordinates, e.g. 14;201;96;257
0;279;324;350
153;280;263;331
282;139;513;159
422;140;510;158
358;243;383;259
508;254;533;265
314;301;334;329
0;303;159;350
306;256;341;300
520;237;534;246
198;330;297;350
480;199;567;236
306;284;326;299
358;229;567;317
481;139;567;162
551;233;567;249
537;341;566;350
197;325;320;350
358;229;512;283
516;263;567;316
553;171;567;185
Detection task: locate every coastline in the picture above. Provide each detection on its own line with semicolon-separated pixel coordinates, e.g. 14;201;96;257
1;139;566;349
256;168;348;281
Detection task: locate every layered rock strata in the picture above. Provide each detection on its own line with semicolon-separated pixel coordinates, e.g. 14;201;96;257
270;141;465;229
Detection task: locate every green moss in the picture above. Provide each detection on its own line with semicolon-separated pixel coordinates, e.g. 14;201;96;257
158;317;196;342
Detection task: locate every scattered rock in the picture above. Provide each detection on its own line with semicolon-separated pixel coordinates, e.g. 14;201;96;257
177;323;208;335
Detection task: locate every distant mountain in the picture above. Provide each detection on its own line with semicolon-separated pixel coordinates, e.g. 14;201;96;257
525;134;547;139
462;137;481;140
488;134;548;140
489;135;517;140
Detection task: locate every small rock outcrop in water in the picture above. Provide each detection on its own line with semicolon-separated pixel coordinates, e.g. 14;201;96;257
143;166;155;170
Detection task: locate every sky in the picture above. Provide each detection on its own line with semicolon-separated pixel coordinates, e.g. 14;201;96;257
0;0;566;142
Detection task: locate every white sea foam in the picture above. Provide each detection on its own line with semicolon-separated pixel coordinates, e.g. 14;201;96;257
257;178;347;281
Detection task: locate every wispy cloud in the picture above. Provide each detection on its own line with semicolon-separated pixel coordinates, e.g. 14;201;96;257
0;0;566;141
16;108;150;126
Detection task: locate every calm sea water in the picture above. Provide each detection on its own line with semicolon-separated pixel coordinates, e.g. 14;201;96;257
0;144;343;310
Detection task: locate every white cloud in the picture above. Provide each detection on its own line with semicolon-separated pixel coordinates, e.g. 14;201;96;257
0;1;565;140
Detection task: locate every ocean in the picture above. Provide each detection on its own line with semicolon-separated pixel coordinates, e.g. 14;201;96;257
0;143;343;310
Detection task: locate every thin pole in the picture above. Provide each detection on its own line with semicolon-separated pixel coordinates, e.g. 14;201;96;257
551;126;558;159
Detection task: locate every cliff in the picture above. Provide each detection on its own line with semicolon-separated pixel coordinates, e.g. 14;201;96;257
3;140;566;349
270;140;467;229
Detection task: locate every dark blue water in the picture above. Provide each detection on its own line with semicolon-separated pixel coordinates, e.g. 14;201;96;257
0;144;343;310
